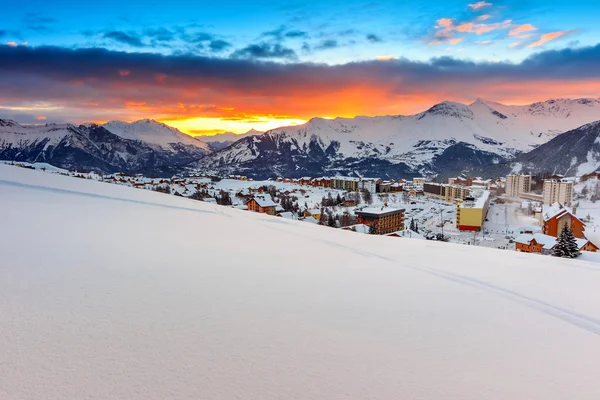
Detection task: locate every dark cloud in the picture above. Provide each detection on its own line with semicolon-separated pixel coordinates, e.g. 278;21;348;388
103;31;144;47
285;30;309;39
261;26;309;41
144;27;176;42
315;39;338;50
1;43;600;122
188;32;217;43
366;33;383;43
209;39;232;52
231;43;297;60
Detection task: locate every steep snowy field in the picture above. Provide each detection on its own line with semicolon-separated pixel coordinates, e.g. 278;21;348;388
2;164;600;400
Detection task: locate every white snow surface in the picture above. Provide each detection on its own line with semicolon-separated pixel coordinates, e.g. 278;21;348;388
103;119;211;151
2;164;600;399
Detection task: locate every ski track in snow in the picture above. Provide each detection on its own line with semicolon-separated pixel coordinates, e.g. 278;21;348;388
265;222;600;337
4;173;600;338
0;180;216;216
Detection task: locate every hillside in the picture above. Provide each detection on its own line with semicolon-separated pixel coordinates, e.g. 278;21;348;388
191;98;600;179
0;120;210;175
2;164;600;399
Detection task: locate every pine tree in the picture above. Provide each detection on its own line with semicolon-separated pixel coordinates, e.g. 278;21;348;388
414;221;419;234
552;226;581;258
369;223;377;235
410;218;415;231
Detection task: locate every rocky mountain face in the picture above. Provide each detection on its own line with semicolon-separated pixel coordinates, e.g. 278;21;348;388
0;121;210;175
189;98;600;179
503;121;600;177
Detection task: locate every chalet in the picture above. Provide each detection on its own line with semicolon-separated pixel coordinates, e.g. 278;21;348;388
303;209;322;220
515;233;598;254
541;203;586;239
245;195;277;215
580;171;600;182
298;177;312;186
390;183;403;192
355;207;405;235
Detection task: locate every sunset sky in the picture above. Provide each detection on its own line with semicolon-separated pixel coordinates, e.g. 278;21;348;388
1;0;600;135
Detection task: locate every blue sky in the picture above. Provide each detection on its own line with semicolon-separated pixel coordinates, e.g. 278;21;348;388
3;0;598;63
1;0;600;133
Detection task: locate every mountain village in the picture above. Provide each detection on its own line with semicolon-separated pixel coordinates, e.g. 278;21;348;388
6;160;600;259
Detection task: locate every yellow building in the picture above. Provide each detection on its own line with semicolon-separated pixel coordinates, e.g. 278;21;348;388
456;190;491;231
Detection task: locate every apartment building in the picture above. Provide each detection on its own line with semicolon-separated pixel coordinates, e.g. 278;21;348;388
456;190;491;231
506;175;532;198
355;207;405;235
331;176;360;192
542;179;573;205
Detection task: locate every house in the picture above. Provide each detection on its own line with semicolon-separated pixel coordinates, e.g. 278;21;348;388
413;177;426;185
303;208;322;220
515;233;598;254
355;207;405;235
277;211;296;219
341;224;371;234
302;216;319;224
541;203;586;238
246;195;277;215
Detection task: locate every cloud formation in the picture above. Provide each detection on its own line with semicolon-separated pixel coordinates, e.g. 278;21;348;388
104;31;144;47
1;43;599;129
231;43;297;60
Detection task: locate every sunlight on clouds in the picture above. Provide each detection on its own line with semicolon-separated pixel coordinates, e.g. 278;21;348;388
529;31;570;47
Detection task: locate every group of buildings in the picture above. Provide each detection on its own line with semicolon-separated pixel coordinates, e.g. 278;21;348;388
515;203;598;254
506;174;574;205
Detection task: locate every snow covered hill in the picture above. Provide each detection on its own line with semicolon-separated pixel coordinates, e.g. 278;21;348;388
198;128;264;150
192;98;600;179
103;119;211;153
2;164;600;399
0;119;210;175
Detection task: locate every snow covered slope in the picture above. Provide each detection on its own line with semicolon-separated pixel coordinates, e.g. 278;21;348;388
198;129;265;150
103;119;211;152
193;98;600;178
2;164;600;400
0;120;210;175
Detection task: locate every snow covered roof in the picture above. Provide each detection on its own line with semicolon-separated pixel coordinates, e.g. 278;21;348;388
386;229;426;239
278;211;295;219
341;224;370;234
302;216;319;224
355;206;405;217
516;232;590;250
306;208;321;215
250;195;277;208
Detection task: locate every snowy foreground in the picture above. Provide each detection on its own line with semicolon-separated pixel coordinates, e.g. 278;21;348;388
2;165;600;400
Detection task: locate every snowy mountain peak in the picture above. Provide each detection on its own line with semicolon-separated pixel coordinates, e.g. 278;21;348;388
420;101;474;120
102;120;210;152
0;118;20;128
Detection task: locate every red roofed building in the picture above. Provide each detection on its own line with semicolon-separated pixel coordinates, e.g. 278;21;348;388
542;203;586;239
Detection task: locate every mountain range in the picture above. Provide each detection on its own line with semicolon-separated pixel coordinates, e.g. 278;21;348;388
190;98;600;179
0;119;210;175
2;98;600;178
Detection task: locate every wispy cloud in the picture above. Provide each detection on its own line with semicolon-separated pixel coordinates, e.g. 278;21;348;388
529;31;571;48
509;24;537;37
468;1;492;10
103;31;144;47
366;34;383;43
